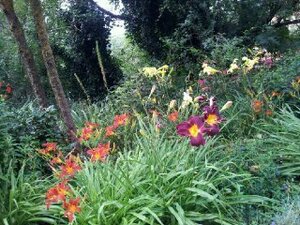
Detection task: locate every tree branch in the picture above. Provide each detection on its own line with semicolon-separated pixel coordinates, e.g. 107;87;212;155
274;19;300;27
93;2;126;20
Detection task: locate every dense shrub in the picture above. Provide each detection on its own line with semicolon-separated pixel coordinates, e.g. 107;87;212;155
0;101;65;173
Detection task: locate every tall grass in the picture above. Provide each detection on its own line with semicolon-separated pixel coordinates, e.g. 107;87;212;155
0;162;64;225
69;122;269;225
261;107;300;176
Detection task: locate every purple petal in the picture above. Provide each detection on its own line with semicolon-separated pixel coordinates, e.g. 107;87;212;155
190;133;206;146
188;116;204;127
176;122;190;136
204;125;220;136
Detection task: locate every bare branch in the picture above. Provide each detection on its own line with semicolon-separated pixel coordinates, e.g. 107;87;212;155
274;19;300;27
92;1;126;20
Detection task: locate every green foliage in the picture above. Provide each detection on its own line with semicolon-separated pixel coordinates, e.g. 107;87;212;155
115;0;299;64
273;198;300;225
203;36;247;68
56;0;122;100
69;122;269;225
261;107;300;176
0;101;65;173
0;162;64;225
8;102;64;142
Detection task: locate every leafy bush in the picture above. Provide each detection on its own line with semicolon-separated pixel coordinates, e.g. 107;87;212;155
203;36;247;68
0;101;65;173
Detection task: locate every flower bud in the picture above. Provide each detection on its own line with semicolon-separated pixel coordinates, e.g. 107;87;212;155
220;101;233;112
168;100;176;110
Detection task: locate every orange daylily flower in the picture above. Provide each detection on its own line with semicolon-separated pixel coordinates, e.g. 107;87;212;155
60;157;81;178
63;198;81;222
251;100;263;113
265;109;273;116
168;111;179;122
79;127;93;142
78;122;100;142
50;151;64;165
105;125;115;137
113;113;129;128
38;142;58;155
46;181;70;209
87;143;110;162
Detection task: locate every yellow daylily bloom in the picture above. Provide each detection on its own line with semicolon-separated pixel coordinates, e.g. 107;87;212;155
157;65;169;76
202;62;220;75
242;57;259;72
142;67;157;77
228;59;239;74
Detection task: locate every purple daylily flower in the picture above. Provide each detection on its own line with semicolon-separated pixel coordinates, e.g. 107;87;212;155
176;116;206;146
203;104;223;136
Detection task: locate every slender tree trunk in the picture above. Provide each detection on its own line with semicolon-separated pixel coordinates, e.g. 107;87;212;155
0;0;48;108
28;0;78;145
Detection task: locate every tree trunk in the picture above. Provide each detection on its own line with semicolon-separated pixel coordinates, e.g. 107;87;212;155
28;0;78;145
0;0;48;108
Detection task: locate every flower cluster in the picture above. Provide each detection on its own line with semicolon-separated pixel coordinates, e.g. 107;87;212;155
200;47;276;77
251;99;274;117
176;97;229;146
78;113;129;162
38;113;130;222
78;122;100;143
142;65;170;79
38;142;82;222
87;142;110;162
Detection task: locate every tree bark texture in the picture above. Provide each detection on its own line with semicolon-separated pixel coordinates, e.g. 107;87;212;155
29;0;78;144
0;0;48;108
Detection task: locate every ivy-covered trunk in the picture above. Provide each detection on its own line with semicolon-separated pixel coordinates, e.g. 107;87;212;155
29;0;78;146
0;0;48;108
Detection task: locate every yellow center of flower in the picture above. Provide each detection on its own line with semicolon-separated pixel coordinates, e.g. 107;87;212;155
58;188;68;196
66;166;74;174
206;114;218;126
94;152;101;160
69;205;77;213
189;124;199;137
